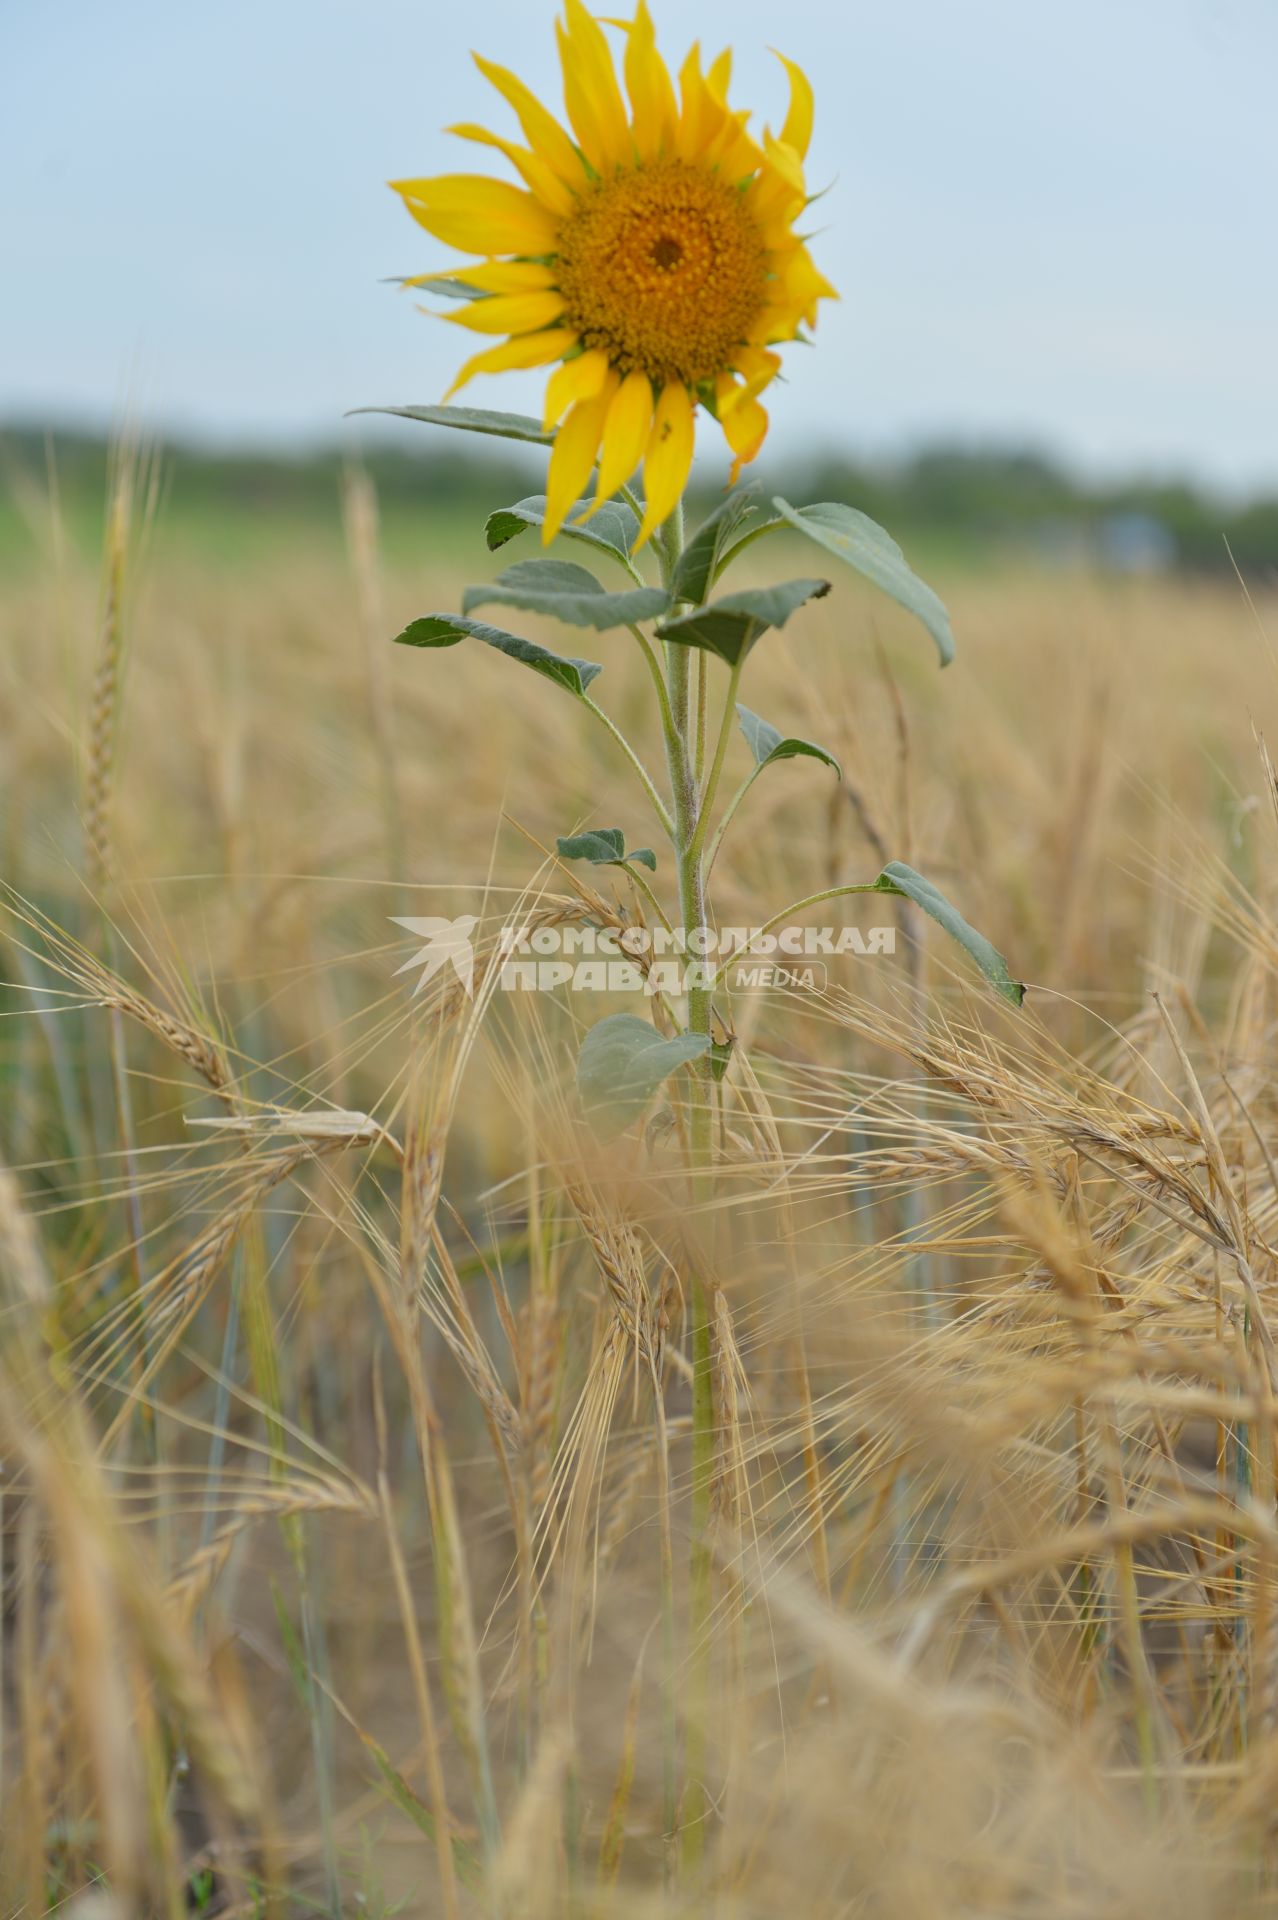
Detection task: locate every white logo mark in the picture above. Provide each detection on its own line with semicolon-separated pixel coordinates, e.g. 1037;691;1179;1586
391;915;478;998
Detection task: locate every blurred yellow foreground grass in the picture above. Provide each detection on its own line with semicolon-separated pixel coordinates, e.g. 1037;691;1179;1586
4;455;1278;1917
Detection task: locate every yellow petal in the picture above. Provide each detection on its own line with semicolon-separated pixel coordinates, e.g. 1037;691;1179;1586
727;346;782;400
391;174;558;255
557;0;631;173
709;110;764;181
675;44;719;161
445;123;576;217
444;290;567;335
770;50;814;161
589;370;653;511
762;128;806;201
621;0;677;160
771;247;838;329
745;143;808;236
637;383;695;548
443;328;578;401
473;53;585;190
543;347;612;429
544;383;617;542
706;48;732;98
721;393;768;485
446;260;558;294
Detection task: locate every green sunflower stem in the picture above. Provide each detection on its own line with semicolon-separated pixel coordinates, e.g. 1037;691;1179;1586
655;498;716;1875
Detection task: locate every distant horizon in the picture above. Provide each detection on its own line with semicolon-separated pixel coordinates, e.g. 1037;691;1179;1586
3;407;1274;511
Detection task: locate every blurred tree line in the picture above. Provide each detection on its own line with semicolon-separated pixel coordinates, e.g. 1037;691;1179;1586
3;425;1276;578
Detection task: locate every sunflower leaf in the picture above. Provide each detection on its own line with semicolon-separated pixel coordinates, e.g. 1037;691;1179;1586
656;578;831;666
385;275;487;303
770;499;955;666
349;403;554;446
486;495;640;566
464;558;668;630
673;488;759;602
393;612;602;697
736;704;842;778
871;861;1024;1005
577;1013;711;1136
556;827;657;873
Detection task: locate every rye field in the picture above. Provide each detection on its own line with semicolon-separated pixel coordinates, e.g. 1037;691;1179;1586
3;452;1278;1916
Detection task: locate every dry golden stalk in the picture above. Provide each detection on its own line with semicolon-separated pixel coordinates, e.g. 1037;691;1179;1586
378;1468;460;1920
565;1178;662;1373
96;981;237;1108
341;463;404;882
83;486;129;887
598;1653;644;1884
596;1435;657;1581
710;1287;748;1539
428;1225;519;1450
523;1282;560;1519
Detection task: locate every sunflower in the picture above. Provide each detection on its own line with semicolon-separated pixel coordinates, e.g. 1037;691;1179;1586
391;0;835;547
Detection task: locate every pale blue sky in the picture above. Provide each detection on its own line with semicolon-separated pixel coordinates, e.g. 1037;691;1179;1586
4;0;1276;490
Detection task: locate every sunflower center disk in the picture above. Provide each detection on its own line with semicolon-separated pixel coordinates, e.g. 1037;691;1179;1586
555;159;768;389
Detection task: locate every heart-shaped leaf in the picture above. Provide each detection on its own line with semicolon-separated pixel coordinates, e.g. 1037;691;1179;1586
872;860;1024;1005
770;499;955;666
672;488;759;603
557;827;657;873
656;578;830;666
393;613;602;697
464;558;668;631
349;403;554;446
577;1013;711;1135
736;704;842;778
486;495;640;567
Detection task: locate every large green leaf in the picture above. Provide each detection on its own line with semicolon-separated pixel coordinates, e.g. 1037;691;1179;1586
348;403;554;446
656;578;830;666
577;1013;711;1136
393;612;602;697
771;499;955;666
557;827;657;872
872;861;1024;1005
672;488;758;603
736;704;842;779
485;495;640;568
464;558;668;630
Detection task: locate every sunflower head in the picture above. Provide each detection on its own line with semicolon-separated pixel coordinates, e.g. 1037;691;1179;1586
391;0;835;547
